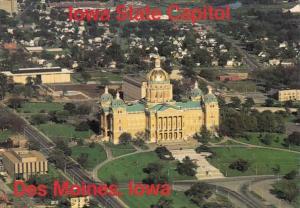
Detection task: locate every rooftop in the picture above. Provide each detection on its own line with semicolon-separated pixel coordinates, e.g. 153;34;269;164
2;148;47;163
1;67;72;75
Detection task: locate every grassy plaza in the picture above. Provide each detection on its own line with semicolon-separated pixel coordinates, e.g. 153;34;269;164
208;147;299;177
98;152;195;183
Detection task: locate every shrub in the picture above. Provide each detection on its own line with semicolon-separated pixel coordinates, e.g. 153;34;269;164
119;132;132;145
30;114;49;125
155;146;174;160
75;121;90;131
229;159;249;172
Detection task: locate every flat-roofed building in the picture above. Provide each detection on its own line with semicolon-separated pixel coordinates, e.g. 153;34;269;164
278;89;300;102
2;148;48;180
0;0;18;15
70;195;90;208
122;75;147;101
1;67;72;84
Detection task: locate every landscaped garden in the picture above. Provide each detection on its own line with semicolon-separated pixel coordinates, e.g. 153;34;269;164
98;152;196;183
71;144;107;170
208;147;299;177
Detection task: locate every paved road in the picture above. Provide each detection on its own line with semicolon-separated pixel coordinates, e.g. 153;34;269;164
0;105;126;208
216;32;262;71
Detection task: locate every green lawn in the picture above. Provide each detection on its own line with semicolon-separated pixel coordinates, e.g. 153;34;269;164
72;71;123;83
106;143;136;157
237;132;300;152
98;152;195;183
0;129;13;142
20;102;64;113
208;147;299;177
221;80;258;93
71;144;107;170
121;190;198;208
37;123;93;141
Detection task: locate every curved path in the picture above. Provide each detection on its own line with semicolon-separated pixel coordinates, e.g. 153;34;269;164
92;144;154;181
220;138;300;154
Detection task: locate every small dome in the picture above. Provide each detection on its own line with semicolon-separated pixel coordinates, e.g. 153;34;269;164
112;99;125;108
190;81;203;98
203;94;218;103
112;92;125;108
100;86;113;103
203;86;218;103
100;93;113;102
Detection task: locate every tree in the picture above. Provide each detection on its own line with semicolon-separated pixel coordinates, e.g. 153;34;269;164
230;97;241;108
243;97;255;108
63;103;76;114
7;97;24;109
285;132;300;146
49;149;66;169
54;140;72;156
271;179;299;202
75;121;90;131
81;72;91;83
199;69;216;81
77;153;89;168
55;110;70;123
284;170;297;180
265;98;274;107
272;164;281;176
195;145;215;154
76;104;91;115
0;73;8;100
185;182;213;206
155;146;174;160
261;133;272;145
177;156;198;176
143;162;163;174
229;159;249;172
119;132;132;145
142;162;168;185
194;127;211;144
30;114;49;125
151;197;173;208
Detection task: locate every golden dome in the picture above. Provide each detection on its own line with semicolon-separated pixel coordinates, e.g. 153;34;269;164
147;56;169;82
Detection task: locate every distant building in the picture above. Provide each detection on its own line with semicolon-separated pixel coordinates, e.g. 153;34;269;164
283;4;300;13
219;73;248;81
3;42;17;53
0;0;18;15
1;67;72;84
70;195;90;208
2;148;48;180
122;75;147;101
278;89;300;102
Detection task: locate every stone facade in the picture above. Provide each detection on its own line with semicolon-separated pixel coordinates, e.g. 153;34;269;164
278;89;300;102
1;67;72;84
2;148;48;180
99;57;220;144
0;0;18;15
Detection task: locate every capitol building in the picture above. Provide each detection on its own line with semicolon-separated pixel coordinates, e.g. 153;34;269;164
99;57;219;144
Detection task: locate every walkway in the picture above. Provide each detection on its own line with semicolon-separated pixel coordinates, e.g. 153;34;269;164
92;143;154;181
